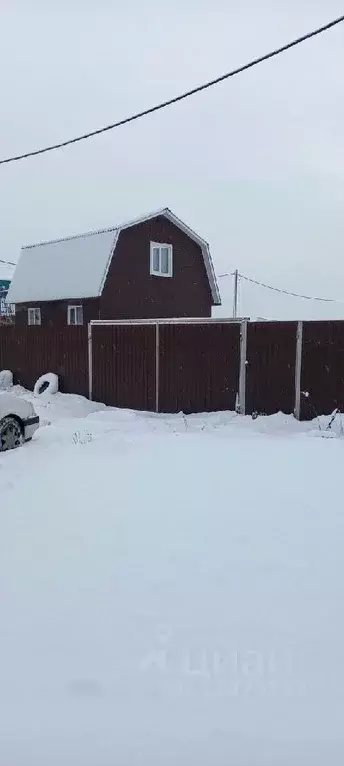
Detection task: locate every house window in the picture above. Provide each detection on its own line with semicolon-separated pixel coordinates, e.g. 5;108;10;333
150;242;173;277
68;305;83;325
28;308;41;326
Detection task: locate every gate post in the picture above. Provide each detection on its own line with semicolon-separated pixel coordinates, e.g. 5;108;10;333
294;320;303;420
238;320;247;415
155;323;160;413
88;322;93;401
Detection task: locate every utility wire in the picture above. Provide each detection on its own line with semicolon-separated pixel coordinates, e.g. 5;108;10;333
1;13;344;166
0;259;16;266
219;271;344;303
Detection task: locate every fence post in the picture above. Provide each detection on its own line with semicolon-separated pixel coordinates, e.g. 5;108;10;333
238;320;247;415
294;320;303;420
155;323;160;413
88;323;93;401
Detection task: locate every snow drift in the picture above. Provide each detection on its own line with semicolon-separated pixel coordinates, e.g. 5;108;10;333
0;393;344;765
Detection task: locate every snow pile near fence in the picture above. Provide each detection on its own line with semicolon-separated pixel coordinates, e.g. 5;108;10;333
1;392;344;765
10;385;107;426
0;369;13;389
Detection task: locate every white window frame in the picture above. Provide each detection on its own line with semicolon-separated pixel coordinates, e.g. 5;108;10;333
28;307;41;326
150;242;173;278
67;305;83;326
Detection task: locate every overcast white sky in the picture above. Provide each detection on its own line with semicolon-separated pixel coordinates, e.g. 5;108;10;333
1;0;344;319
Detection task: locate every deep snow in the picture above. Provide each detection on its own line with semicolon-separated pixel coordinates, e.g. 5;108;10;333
1;388;344;765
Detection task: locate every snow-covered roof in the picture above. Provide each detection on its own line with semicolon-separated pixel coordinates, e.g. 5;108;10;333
7;208;221;305
7;228;118;304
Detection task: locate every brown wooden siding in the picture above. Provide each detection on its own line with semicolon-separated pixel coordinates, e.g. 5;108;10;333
15;298;100;327
91;325;156;410
0;327;88;395
159;323;240;413
100;216;213;319
300;321;344;419
246;322;297;415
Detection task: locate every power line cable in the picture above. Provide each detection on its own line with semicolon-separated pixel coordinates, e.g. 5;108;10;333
219;271;344;303
0;259;16;266
1;14;344;166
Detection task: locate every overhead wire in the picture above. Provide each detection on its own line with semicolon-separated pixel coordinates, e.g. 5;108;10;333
0;13;343;165
219;271;344;303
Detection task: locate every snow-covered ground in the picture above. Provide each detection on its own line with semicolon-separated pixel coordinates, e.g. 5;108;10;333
1;388;344;765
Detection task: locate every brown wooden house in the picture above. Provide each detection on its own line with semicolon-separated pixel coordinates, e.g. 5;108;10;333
8;209;221;326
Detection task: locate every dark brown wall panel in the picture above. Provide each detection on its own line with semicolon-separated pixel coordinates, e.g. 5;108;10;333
246;322;297;415
159;323;240;413
91;325;156;410
0;327;88;395
100;216;213;320
301;321;344;418
15;298;100;327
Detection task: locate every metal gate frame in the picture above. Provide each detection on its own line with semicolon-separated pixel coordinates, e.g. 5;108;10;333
88;317;247;414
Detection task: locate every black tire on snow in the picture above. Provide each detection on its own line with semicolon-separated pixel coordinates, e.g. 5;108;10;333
37;381;50;394
0;416;23;452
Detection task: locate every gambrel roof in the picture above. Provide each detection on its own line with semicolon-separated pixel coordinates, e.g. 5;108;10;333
7;208;221;305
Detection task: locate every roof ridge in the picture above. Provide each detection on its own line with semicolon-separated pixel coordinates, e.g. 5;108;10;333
22;224;119;251
22;207;171;251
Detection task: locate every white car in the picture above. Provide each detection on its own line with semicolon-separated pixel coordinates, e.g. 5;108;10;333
0;393;39;452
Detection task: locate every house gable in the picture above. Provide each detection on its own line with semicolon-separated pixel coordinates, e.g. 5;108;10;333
100;215;214;319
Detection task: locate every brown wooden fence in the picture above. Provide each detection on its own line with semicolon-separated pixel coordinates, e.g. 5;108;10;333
158;323;240;413
90;321;241;413
0;327;88;396
92;324;156;410
0;319;344;419
300;321;344;419
245;322;297;415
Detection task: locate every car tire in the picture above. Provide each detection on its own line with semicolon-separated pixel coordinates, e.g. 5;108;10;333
0;416;23;452
34;373;58;397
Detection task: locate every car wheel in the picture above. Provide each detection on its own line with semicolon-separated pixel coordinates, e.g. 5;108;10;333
0;416;23;452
